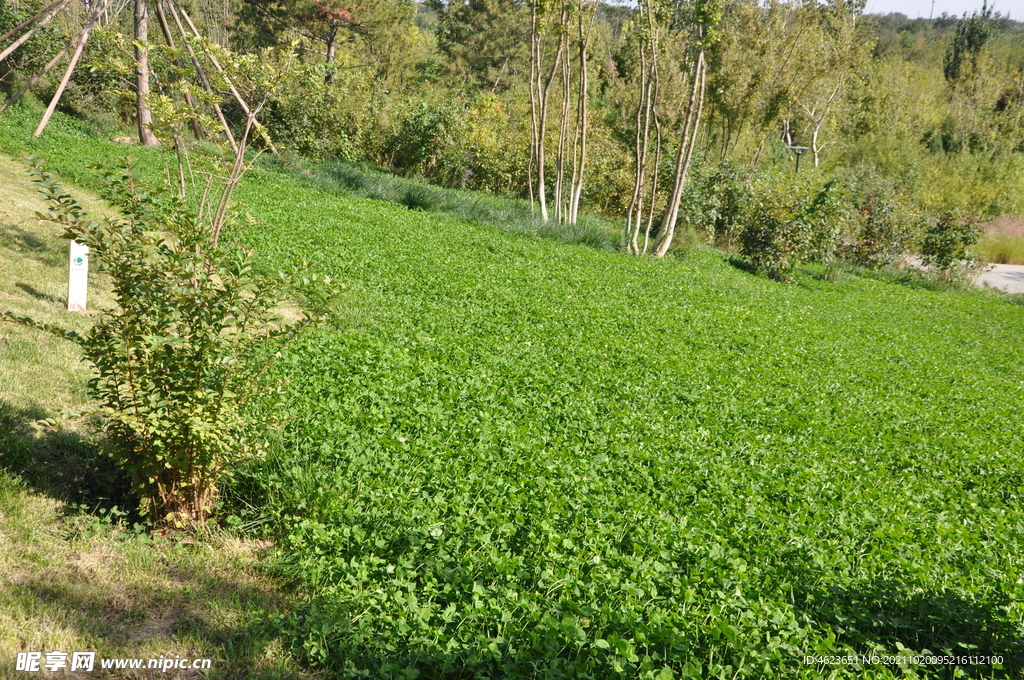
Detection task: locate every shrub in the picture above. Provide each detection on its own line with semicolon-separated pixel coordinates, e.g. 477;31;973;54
920;207;983;282
386;97;471;186
739;172;841;281
679;160;751;250
3;157;339;528
837;170;918;268
259;62;363;161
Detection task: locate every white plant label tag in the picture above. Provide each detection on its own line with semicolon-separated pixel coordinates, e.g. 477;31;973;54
68;240;89;311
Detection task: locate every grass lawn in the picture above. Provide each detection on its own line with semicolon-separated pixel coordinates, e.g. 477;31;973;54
2;99;1024;678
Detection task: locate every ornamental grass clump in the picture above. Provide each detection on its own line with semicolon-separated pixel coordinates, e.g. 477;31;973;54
4;156;339;529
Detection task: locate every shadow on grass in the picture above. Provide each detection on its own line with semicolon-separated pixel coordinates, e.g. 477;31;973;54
12;558;302;679
0;400;132;516
726;255;758;276
797;580;1024;678
0;399;310;678
15;282;61;304
0;223;50;252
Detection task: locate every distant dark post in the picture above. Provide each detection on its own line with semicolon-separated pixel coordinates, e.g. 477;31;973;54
788;145;809;173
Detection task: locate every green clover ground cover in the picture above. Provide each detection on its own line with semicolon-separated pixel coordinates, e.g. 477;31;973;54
233;170;1024;677
2;104;1024;678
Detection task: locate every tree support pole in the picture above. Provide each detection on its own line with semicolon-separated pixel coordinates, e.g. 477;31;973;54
0;0;68;44
173;2;278;154
33;0;115;137
0;0;73;64
1;21;82;114
135;0;160;146
165;0;238;153
153;0;204;140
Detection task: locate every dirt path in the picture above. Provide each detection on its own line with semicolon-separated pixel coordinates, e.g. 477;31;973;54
976;263;1024;295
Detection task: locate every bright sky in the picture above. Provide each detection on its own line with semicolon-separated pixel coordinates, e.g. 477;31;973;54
864;0;1024;19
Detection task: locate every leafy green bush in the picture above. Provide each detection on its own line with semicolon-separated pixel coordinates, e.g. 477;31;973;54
259;62;363;161
3;157;338;527
739;172;841;281
836;171;918;268
385;97;471;186
920;208;983;281
679;160;751;250
68;27;137;124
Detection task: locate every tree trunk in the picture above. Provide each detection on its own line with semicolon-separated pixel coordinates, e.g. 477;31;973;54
625;0;660;255
654;45;706;259
568;9;588;226
528;2;539;215
555;32;571;223
135;0;159;146
325;24;338;84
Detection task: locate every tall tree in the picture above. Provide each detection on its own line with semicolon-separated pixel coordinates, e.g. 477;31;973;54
426;0;529;89
624;0;663;254
135;0;159;146
236;0;359;83
653;0;720;258
528;0;567;222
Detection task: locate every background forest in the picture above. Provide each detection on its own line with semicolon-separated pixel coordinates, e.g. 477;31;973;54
3;0;1024;270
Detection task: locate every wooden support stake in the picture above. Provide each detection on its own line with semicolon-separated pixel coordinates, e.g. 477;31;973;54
2;24;79;114
174;2;279;155
0;0;68;45
33;0;114;137
0;0;73;64
153;0;204;140
166;0;237;153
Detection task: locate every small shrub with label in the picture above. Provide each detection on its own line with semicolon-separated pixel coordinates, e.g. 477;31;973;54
3;157;340;528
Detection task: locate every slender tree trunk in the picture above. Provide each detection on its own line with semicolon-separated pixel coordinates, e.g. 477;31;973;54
642;9;662;256
626;0;660;255
654;44;707;259
625;25;648;253
811;124;820;168
642;116;661;255
569;0;591;226
536;23;565;223
135;0;159;146
324;24;338;84
555;31;571;223
528;1;539;215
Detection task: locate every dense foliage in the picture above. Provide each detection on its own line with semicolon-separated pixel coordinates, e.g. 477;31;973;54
7;0;1024;223
240;169;1023;678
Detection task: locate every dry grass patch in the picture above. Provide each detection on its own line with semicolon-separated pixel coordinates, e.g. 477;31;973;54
979;216;1024;265
0;474;311;679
